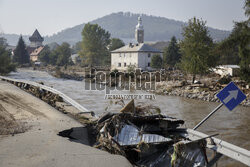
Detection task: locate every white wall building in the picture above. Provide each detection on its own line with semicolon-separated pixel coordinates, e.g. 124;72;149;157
213;65;240;77
111;17;163;71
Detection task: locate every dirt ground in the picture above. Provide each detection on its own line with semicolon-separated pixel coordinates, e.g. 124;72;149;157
0;82;46;135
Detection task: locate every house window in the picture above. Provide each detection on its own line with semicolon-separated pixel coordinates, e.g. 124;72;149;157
148;53;151;58
148;62;150;67
130;53;131;57
124;63;126;67
119;53;121;57
124;53;126;57
118;63;121;67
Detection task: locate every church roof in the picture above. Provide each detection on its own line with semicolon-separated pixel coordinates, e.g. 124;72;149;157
111;43;163;53
29;29;44;42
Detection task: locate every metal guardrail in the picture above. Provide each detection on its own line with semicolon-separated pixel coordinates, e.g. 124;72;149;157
184;129;250;166
0;76;90;114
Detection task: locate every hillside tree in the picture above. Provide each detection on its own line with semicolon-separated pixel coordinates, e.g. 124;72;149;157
39;45;51;64
0;39;16;74
179;17;215;83
47;42;59;51
109;38;125;51
245;0;250;19
0;37;8;47
80;23;111;66
219;0;250;83
214;41;239;65
72;41;82;54
48;51;59;65
55;42;72;66
151;54;163;69
163;36;181;67
13;36;29;65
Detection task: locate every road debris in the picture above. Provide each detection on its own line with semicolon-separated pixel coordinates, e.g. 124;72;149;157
87;100;208;167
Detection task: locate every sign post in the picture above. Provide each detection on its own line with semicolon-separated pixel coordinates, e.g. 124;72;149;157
216;82;246;111
193;82;246;130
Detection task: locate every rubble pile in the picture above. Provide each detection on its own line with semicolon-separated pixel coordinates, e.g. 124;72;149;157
3;79;95;123
8;81;64;110
52;69;83;81
155;80;250;106
88;100;208;167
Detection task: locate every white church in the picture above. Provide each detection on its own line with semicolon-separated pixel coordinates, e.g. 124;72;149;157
111;17;163;71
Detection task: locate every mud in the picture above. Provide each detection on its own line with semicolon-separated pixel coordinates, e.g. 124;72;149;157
0;93;46;117
0;94;29;135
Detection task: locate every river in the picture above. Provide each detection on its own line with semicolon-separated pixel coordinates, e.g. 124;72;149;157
8;68;250;167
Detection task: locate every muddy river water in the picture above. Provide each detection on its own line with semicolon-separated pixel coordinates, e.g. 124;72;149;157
8;69;250;167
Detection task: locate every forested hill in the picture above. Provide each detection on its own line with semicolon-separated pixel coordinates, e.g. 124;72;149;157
2;12;230;46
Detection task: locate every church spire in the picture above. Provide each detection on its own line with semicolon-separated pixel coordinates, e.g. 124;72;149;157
135;16;144;43
29;29;44;48
29;29;44;42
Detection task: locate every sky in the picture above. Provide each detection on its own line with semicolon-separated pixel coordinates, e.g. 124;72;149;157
0;0;247;36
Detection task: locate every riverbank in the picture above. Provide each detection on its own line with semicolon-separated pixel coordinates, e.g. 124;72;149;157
154;80;250;106
0;80;132;167
34;65;85;81
34;66;250;107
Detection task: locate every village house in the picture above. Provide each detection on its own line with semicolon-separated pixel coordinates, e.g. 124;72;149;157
30;46;44;62
27;29;44;62
111;17;163;71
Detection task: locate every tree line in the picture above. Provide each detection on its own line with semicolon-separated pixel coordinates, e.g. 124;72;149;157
0;37;16;74
79;23;124;66
39;42;72;66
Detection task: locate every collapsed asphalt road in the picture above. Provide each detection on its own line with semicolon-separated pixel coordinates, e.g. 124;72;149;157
0;81;132;167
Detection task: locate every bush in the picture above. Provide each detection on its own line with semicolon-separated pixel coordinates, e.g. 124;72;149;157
112;69;118;73
110;69;118;77
0;46;16;75
151;54;163;69
127;65;136;73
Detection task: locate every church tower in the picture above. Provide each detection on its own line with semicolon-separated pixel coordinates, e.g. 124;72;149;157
135;16;144;43
29;29;44;48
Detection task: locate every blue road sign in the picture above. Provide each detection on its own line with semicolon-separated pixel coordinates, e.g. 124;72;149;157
217;82;247;111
